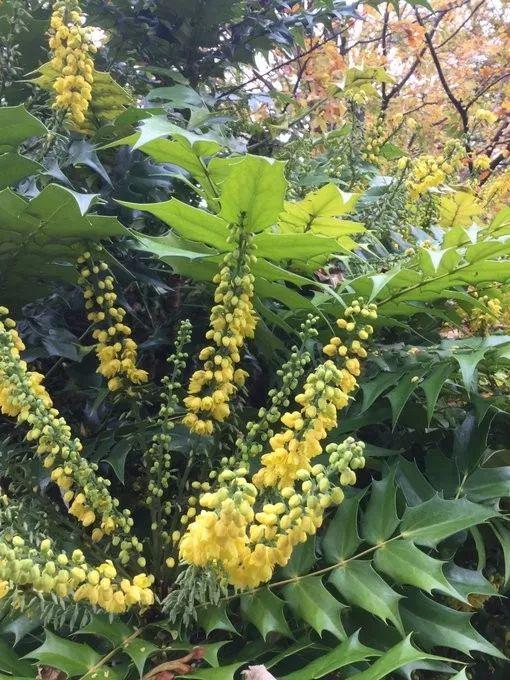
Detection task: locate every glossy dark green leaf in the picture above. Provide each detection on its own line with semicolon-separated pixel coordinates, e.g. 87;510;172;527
463;466;510;502
279;537;315;578
183;663;244;680
373;540;463;600
240;589;292;640
282;577;347;640
396;459;435;506
198;605;237;636
329;561;404;634
420;362;454;424
401;592;505;659
400;496;498;547
323;489;365;562
0;153;42;189
0;105;47;147
0;639;34;676
444;565;497;600
25;631;102;677
362;467;399;544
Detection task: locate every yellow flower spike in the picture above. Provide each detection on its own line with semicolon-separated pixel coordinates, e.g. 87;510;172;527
49;1;97;128
76;249;148;393
184;222;257;435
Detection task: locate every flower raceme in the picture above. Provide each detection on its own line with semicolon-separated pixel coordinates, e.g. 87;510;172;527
179;301;375;588
183;222;257;436
0;526;154;614
49;0;96;127
77;249;148;392
0;308;135;551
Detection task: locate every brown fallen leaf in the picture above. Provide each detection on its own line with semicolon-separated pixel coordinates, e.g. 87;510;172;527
37;668;66;680
143;647;205;680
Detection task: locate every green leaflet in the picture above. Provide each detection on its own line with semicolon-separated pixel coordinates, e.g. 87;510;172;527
347;636;447;680
329;561;404;634
0;184;128;306
401;591;506;659
399;496;498;547
322;489;365;562
373;540;464;601
218;155;287;232
280;631;380;680
361;466;399;544
282;577;347;640
25;631;103;678
0;105;47;148
240;589;292;640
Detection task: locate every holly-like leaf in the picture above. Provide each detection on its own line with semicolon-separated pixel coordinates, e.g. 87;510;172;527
0;105;47;148
0;153;42;189
401;592;506;659
198;605;237;636
329;561;404;634
400;496;498;547
282;576;347;640
373;540;463;600
25;631;101;677
347;635;445;680
362;467;399;544
279;631;380;680
0;184;128;306
323;489;365;562
437;190;482;229
240;589;292;640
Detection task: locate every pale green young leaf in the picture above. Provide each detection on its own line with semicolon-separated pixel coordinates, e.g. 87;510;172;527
437;190;482;229
280;631;380;680
347;635;445;680
118;198;230;250
219;155;286;232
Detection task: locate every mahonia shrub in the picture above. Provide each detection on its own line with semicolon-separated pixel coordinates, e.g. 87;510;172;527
0;212;376;618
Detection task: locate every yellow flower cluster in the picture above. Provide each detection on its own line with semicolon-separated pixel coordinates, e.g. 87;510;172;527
180;437;366;589
363;116;385;164
236;315;317;464
474;108;498;125
183;222;257;435
469;291;502;335
145;320;192;571
0;533;154;614
406;143;464;199
49;0;96;127
253;301;375;490
473;154;491;172
0;308;133;548
77;250;148;392
479;167;510;210
179;302;375;588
